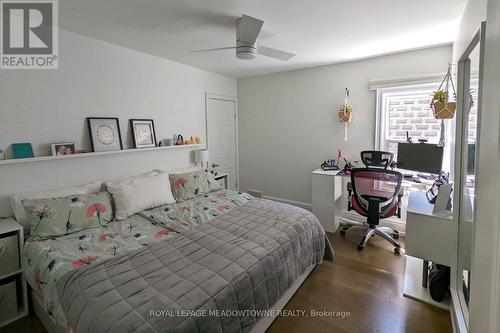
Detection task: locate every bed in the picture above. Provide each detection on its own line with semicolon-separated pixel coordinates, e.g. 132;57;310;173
22;188;333;333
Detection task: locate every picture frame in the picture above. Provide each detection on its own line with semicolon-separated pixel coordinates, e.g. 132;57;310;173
51;142;76;156
129;119;157;148
12;143;34;159
87;117;123;152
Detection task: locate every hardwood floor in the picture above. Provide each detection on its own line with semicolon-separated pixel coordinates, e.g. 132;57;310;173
1;230;452;333
268;231;452;333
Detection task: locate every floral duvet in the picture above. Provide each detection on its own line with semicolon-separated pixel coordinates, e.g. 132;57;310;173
22;189;253;325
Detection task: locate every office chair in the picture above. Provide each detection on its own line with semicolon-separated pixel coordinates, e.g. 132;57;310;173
341;151;403;254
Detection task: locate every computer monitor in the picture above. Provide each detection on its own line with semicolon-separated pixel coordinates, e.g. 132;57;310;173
397;143;444;174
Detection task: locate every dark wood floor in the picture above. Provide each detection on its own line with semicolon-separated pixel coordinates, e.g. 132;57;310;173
268;231;452;333
2;230;452;333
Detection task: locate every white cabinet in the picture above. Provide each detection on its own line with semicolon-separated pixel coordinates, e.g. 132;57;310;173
403;191;454;309
0;218;28;327
405;191;453;266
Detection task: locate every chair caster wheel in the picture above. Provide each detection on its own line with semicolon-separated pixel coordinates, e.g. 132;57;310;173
393;234;399;240
357;245;364;251
394;247;401;255
340;230;346;236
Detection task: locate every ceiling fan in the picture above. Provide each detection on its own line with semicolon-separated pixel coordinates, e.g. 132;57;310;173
192;14;295;61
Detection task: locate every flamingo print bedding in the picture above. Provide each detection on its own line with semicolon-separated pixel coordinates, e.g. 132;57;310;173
22;189;253;326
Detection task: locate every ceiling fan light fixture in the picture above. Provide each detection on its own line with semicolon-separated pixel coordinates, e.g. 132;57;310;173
236;42;257;60
192;14;295;62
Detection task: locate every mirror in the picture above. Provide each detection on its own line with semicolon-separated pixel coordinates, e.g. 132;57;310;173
456;22;485;328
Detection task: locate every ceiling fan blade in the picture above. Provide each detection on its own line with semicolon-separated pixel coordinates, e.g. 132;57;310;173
237;15;264;44
191;46;236;53
257;45;295;61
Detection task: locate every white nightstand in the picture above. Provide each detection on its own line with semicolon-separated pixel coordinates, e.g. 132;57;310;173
214;173;229;189
0;218;28;327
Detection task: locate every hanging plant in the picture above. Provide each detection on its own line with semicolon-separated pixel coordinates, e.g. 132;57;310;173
431;65;456;119
338;88;353;141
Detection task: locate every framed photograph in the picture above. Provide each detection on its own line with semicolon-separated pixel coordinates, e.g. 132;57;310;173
87;117;123;152
130;119;157;148
51;142;76;156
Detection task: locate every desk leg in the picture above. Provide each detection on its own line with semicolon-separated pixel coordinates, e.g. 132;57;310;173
422;260;429;288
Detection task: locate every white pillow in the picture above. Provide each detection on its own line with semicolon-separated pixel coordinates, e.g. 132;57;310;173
106;172;175;220
11;181;102;225
107;171;159;187
155;166;201;175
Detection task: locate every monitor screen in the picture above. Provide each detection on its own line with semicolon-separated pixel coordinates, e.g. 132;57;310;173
397;143;444;174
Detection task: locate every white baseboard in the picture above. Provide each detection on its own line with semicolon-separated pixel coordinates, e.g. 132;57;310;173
261;195;312;211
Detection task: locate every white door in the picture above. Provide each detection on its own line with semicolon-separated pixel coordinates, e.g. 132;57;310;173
206;96;238;189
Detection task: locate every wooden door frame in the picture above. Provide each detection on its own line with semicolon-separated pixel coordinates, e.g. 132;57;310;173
205;93;239;190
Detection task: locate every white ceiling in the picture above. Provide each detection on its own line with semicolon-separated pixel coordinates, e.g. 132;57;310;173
60;0;467;78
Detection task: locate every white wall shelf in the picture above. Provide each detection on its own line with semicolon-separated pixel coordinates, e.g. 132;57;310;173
0;144;203;166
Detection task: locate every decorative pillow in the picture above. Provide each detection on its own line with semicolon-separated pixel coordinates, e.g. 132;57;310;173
106;172;175;220
23;192;113;238
169;170;221;202
12;181;102;227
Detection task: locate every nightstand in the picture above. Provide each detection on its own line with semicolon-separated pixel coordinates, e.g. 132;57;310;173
214;173;229;189
0;218;28;327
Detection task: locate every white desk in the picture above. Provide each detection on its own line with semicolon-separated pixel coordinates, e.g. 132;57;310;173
311;169;342;233
403;191;453;309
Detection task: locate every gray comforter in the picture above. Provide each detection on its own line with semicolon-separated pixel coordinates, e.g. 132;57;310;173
56;198;334;333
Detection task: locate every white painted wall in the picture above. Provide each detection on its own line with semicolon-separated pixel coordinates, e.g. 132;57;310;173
0;29;236;217
237;46;452;205
453;0;500;332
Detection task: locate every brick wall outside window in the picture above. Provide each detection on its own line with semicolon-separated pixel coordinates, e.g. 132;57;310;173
385;92;440;157
468;83;479;144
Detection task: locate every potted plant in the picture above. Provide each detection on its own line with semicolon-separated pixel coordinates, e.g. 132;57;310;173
431;90;456;119
338;88;354;141
431;67;456;119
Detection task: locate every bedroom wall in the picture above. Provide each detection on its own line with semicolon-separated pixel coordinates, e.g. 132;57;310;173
0;29;236;217
237;45;452;206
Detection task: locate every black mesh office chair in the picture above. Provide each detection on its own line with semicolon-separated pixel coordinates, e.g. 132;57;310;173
342;151;403;254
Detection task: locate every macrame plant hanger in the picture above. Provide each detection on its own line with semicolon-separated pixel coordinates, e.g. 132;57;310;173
432;64;457;146
338;88;354;141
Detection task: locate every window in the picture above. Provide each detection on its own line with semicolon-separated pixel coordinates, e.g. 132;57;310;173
375;83;441;159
